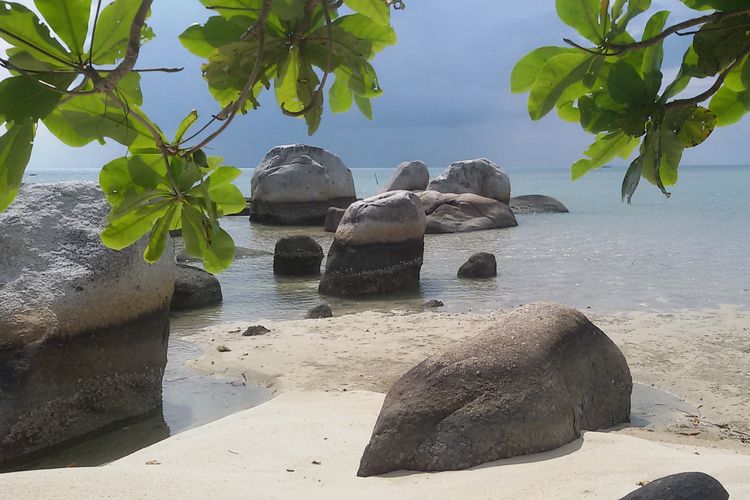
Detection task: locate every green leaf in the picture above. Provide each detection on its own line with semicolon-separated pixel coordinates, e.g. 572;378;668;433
34;0;91;57
0;2;73;66
99;154;166;208
275;47;303;113
144;203;177;263
657;128;684;187
90;0;155;65
329;70;353;113
181;203;235;273
511;46;577;94
354;94;372;119
0;121;35;211
673;106;717;148
709;86;750;126
571;131;638;180
175;110;199;143
680;0;749;10
0;75;71;122
343;0;390;26
693;13;750;76
334;14;397;53
621;156;642;203
555;0;602;43
607;61;651;106
641;11;670;98
271;0;306;21
101;200;171;251
193;149;209;168
528;53;594;120
179;16;247;58
612;0;651;34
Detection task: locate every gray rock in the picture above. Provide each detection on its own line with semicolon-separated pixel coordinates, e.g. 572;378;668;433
620;472;729;500
250;145;357;225
319;191;426;296
306;304;333;319
324;207;346;233
458;252;497;278
510;194;569;214
0;183;174;463
427;159;511;204
242;325;270;336
382;161;430;192
416;191;517;234
357;303;632;476
273;236;324;276
171;264;222;311
423;299;444;308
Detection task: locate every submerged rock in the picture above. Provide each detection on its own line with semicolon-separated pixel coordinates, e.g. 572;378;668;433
423;299;444;308
458;252;497;278
273;236;324;276
0;182;174;463
416;191;517;234
358;303;632;476
171;264;222;311
509;194;568;214
319;191;426;296
620;472;729;500
305;304;333;319
250;145;357;225
382;161;430;192
324;207;346;233
427;158;511;204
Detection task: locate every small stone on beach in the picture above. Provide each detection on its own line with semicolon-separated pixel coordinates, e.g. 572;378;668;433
242;325;270;336
216;345;232;352
423;299;444;308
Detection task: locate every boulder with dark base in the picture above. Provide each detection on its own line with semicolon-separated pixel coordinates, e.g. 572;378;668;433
250;145;357;225
620;472;729;500
510;194;568;214
427;158;511;204
416;191;517;234
0;183;174;464
458;252;497;278
382;161;430;192
319;191;426;296
171;264;222;311
357;303;632;476
324;207;346;233
305;304;333;319
273;236;324;276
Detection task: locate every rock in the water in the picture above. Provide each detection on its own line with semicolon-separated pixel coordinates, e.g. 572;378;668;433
427;159;511;204
382;161;430;192
319;191;426;296
305;304;333;319
357;303;632;476
457;252;497;278
273;236;324;276
171;264;222;311
324;207;346;233
0;183;174;463
510;194;568;214
242;325;270;336
423;299;444;308
620;472;729;500
416;191;517;234
250;144;357;225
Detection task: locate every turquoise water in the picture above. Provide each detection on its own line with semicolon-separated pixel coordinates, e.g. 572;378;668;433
24;165;750;329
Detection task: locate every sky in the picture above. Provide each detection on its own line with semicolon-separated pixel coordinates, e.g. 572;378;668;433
4;0;750;171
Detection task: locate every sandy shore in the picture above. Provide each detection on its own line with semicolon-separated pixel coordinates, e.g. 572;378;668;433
1;305;749;498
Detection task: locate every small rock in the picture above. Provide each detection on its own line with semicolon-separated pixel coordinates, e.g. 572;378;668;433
242;325;270;336
620;472;729;500
216;345;232;352
423;299;444;308
457;252;497;279
311;460;321;465
306;304;333;319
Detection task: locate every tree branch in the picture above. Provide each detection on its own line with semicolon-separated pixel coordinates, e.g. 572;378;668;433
664;49;750;109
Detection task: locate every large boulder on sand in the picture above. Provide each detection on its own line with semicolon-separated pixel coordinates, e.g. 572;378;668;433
171;264;222;311
416;191;517;234
250;145;357;225
357;303;632;476
273;236;324;276
621;472;729;500
319;191;426;296
0;183;174;463
509;194;568;214
427;158;511;204
381;161;430;192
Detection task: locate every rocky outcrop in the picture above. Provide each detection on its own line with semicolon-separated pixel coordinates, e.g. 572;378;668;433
250;145;357;225
273;236;324;276
509;194;568;214
358;303;632;476
305;304;333;319
319;191;426;296
416;191;517;234
324;207;346;233
457;252;497;278
620;472;729;500
427;159;511;204
0;183;174;464
382;161;430;192
171;264;222;311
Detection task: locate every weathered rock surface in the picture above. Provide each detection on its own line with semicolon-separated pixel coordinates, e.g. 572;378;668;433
357;303;632;476
458;252;497;279
382;161;430;192
250;145;357;225
242;325;270;337
305;304;333;319
273;236;324;276
427;159;511;204
620;472;729;500
324;207;346;233
416;191;517;234
171;264;222;311
0;183;174;463
510;194;568;214
319;191;426;296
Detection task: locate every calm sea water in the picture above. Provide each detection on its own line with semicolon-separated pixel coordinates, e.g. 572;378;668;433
24;165;750;331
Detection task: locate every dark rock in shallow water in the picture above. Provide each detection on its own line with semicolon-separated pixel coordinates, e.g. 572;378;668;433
171;264;222;311
273;236;324;276
324;207;346;233
319;191;426;297
416;191;517;234
427;158;511;204
457;252;497;278
357;303;632;476
381;161;430;192
0;183;174;464
509;194;568;214
620;472;729;500
242;325;270;336
305;304;333;319
423;299;444;308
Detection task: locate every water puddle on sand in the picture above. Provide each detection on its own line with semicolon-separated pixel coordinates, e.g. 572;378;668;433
630;382;697;428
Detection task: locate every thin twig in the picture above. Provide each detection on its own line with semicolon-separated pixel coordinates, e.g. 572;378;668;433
88;0;104;65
